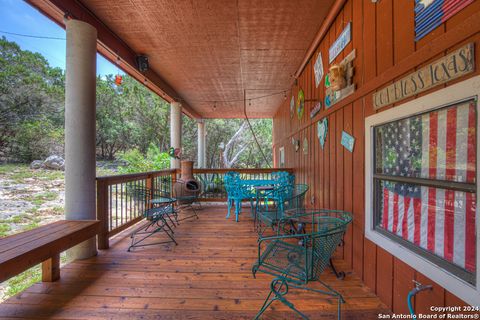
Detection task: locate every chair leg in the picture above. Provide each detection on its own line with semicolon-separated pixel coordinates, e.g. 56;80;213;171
226;199;232;219
176;204;199;222
235;199;240;222
255;277;344;320
330;258;346;280
255;278;310;320
128;217;177;251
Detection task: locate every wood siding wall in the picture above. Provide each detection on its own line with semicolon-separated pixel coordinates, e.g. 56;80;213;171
272;0;480;313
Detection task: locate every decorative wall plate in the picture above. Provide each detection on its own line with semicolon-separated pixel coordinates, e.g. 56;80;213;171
290;96;295;118
317;118;328;149
297;89;305;119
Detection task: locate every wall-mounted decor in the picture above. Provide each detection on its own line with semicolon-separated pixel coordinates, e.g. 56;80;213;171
296;89;305;119
325;50;356;109
415;0;473;41
310;101;322;119
279;146;285;168
314;52;324;87
373;43;474;110
329;22;351;63
317;118;328;150
291;137;300;152
341;131;355;153
302;137;308;155
290;96;295;118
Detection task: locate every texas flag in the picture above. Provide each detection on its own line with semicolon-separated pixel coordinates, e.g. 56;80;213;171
415;0;473;41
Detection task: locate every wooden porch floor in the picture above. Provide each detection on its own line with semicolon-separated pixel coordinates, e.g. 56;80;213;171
0;205;389;319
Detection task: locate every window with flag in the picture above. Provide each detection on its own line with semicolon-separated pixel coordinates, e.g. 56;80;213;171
373;99;477;284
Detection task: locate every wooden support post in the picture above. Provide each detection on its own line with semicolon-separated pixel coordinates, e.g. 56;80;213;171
96;180;109;249
42;254;60;282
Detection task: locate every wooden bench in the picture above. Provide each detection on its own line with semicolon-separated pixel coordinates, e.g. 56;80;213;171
0;220;100;283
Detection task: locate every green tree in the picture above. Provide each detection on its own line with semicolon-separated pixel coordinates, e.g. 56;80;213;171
0;37;64;160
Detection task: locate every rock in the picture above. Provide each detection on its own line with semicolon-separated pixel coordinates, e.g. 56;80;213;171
30;160;44;169
43;155;65;171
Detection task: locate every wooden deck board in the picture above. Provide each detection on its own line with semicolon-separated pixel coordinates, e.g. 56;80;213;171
0;206;389;319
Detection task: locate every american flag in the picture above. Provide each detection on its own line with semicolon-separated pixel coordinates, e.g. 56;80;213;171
378;100;476;273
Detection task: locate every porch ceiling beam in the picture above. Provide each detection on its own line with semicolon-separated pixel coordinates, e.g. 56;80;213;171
26;0;201;119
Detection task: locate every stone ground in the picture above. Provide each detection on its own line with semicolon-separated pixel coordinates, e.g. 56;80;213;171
0;164;115;301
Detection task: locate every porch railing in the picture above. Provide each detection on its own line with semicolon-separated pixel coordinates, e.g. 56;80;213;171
96;169;176;249
193;168;294;201
96;167;293;249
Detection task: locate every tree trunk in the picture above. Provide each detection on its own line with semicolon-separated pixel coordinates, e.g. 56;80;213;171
222;121;249;168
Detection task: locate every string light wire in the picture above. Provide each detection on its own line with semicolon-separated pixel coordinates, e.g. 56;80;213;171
243;89;271;168
0;30;66;40
175;89;289;104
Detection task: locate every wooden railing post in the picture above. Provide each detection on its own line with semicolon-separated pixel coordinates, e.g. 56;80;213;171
96;180;109;249
146;174;154;208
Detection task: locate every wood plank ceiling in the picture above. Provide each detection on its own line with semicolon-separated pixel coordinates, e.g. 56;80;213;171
79;0;334;118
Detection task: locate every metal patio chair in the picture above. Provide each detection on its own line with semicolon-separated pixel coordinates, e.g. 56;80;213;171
172;179;200;222
255;184;308;236
127;187;177;251
252;210;353;319
224;171;255;222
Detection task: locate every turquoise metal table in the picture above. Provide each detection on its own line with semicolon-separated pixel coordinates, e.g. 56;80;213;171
230;179;275;221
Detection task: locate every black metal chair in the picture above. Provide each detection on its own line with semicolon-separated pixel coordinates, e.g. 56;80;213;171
127;187;177;251
172;180;201;222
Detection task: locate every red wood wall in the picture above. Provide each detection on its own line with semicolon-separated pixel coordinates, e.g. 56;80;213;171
272;0;480;314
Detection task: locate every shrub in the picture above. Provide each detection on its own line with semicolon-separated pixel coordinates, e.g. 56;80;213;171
10;120;64;162
118;144;170;174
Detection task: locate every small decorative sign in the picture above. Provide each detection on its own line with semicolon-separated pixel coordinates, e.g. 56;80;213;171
297;89;305;119
303;137;308;155
373;43;474;110
329;22;351;63
314;52;324;87
310;101;322;119
317;118;328;149
341;131;355;152
325;50;356;109
290;96;295;118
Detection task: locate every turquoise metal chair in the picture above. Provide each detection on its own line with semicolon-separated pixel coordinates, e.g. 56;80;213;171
271;171;294;187
252;210;353;319
255;184;308;236
224;172;254;222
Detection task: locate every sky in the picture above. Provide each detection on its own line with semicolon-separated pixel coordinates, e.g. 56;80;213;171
0;0;122;76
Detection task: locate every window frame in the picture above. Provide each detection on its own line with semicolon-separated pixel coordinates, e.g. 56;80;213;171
365;75;480;305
